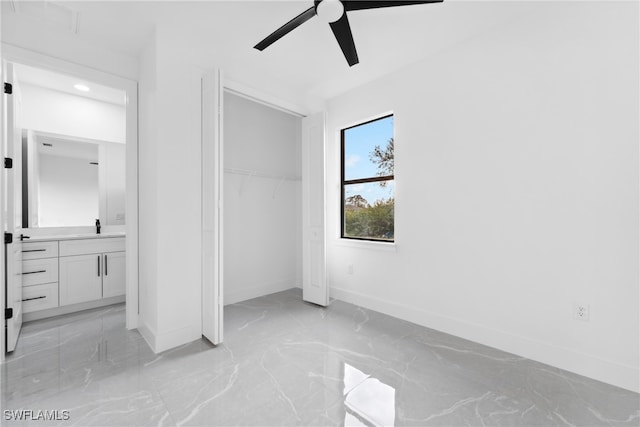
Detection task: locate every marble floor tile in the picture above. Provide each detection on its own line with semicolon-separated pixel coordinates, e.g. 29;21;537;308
1;288;638;426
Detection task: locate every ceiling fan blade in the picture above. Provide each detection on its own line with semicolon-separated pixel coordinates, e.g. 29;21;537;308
329;13;359;66
343;0;442;12
254;6;317;51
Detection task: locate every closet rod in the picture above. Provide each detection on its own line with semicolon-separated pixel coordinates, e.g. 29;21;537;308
224;167;301;181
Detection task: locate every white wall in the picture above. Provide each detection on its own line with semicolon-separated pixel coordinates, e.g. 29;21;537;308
99;141;126;225
223;93;302;304
137;31;159;347
38;153;98;227
137;28;203;352
325;2;639;392
19;84;125;143
1;21;138;80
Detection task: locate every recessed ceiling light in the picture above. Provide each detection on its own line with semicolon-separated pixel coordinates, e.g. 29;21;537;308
74;84;90;92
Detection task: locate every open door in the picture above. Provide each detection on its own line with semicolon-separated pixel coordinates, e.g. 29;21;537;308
302;113;328;306
3;62;23;353
201;69;223;345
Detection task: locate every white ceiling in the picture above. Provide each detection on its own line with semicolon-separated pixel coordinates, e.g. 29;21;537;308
14;63;126;106
1;1;537;107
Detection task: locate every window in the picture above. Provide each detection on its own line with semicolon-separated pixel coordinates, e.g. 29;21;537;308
341;114;394;242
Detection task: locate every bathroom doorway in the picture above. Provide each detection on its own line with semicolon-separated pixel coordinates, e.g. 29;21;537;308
1;46;138;359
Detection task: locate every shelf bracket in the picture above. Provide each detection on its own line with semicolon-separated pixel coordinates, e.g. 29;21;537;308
272;177;286;199
238;170;255;196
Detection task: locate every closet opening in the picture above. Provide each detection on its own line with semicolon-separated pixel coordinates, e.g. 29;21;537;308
221;89;303;306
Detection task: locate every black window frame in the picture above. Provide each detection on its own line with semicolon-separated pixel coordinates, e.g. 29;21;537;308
341;114;395;242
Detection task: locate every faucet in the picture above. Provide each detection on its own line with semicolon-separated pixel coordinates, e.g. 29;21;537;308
96;219;101;234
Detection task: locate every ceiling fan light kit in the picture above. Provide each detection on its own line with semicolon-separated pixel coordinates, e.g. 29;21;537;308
254;0;443;67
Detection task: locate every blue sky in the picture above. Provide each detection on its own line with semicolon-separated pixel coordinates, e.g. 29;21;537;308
344;115;394;205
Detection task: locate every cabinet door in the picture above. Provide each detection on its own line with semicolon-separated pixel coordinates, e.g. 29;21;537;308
59;254;103;306
102;251;126;298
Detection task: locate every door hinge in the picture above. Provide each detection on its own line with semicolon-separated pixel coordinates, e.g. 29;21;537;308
5;308;13;320
4;158;12;169
4;232;13;244
4;83;12;95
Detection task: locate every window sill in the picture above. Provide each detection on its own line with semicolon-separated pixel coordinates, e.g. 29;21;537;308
333;238;397;252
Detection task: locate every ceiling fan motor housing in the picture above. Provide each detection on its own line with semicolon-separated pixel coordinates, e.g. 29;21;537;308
314;0;345;23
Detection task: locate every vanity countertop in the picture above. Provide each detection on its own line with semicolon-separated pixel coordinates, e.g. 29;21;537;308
24;232;126;242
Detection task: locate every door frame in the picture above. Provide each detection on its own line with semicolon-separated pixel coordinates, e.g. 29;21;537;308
0;45;139;354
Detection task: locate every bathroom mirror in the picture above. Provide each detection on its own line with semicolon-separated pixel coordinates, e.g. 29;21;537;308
22;130;126;228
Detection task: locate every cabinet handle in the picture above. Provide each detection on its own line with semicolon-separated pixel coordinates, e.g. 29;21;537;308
22;249;46;253
22;296;46;302
22;270;46;275
98;255;101;277
105;255;108;276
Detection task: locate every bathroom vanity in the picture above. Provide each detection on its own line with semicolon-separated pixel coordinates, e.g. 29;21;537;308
21;233;125;321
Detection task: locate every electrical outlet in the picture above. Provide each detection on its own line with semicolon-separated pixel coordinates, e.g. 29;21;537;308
347;264;354;275
574;304;590;321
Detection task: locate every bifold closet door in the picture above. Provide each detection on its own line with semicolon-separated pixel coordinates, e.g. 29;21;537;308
201;69;223;345
302;113;328;306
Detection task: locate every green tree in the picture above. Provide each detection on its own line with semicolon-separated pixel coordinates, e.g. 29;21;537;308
345;194;369;208
344;136;395;240
369;137;394;178
345;208;368;237
367;198;394;240
344;197;394;240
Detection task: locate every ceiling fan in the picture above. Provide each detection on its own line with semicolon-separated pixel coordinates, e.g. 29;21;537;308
254;0;443;67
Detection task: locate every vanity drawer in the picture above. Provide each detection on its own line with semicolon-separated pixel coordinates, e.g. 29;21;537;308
59;238;125;257
22;282;59;313
22;258;59;286
21;241;59;260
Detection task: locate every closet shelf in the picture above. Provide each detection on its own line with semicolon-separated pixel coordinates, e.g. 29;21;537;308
224;167;301;198
224;167;301;182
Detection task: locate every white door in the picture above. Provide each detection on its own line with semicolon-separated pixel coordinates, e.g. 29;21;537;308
102;251;126;298
201;70;223;345
302;113;328;306
3;62;23;352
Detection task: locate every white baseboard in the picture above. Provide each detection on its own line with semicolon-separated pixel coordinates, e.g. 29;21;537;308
23;295;125;322
330;286;639;393
137;320;156;352
225;279;297;305
154;324;202;353
138;321;201;354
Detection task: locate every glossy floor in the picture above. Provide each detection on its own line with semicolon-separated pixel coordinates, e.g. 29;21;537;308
2;288;638;426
